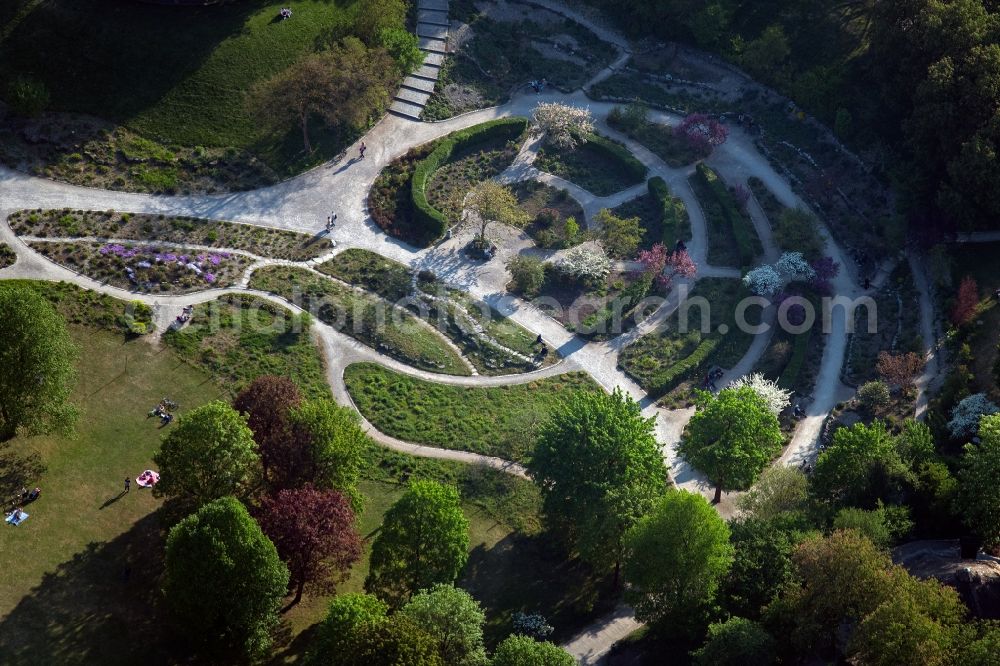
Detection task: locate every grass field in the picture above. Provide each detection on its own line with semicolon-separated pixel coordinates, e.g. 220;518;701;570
344;363;602;460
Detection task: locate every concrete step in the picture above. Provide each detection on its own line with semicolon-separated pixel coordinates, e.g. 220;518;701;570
395;87;431;106
419;36;448;54
417;0;448;11
416;22;448;40
422;52;445;67
418;9;450;26
390;99;424;120
402;76;437;93
413;63;442;80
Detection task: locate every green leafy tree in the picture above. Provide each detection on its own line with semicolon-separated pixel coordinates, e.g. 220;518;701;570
679;387;784;503
308;593;389;662
720;518;799;620
287;399;368;509
153;400;260;506
341;616;444;666
956;413;1000;547
624;490;733;633
467;181;530;241
596;208;643;258
400;584;487;666
810;420;908;507
355;0;407;44
507;255;546;297
737;25;790;76
252;38;395;153
491;635;575;666
833;504;914;548
691;617;776;666
736;466;809;521
164;497;289;659
529;388;669;586
0;284;78;440
366;480;470;607
380;27;423;75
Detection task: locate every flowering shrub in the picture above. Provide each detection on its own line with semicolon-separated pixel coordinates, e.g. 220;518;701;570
94;243;239;288
775;251;816;281
557;246;611;284
949;393;1000;439
810;255;840;294
743;264;782;296
730;373;791;415
676;113;729;151
532;102;594;149
636;243;696;291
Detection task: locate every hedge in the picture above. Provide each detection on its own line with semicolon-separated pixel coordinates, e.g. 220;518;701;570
648;176;691;248
586;133;648;182
410;117;529;245
778;326;812;390
644;336;720;397
695;164;762;267
579;273;654;338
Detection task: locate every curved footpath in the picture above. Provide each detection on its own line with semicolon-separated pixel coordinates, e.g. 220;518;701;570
0;16;901;660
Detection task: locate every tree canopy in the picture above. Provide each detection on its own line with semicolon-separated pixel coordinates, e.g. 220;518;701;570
810;420;907;508
491;635;575;666
399;584;487;666
624;490;733;633
164;496;289;660
528;387;668;584
691;617;776;666
153;400;260;506
0;284;78;440
956;413;1000;547
679;387;784;503
233;375;302;485
287;399;368;508
365;480;470;607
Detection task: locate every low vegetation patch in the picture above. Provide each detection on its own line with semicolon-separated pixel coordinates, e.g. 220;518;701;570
29;241;252;293
747;178;825;260
344;362;601;460
690;164;762;267
535;133;646;196
9;209;330;260
514;180;588;249
248;265;471;376
0;243;15;269
607;106;709;167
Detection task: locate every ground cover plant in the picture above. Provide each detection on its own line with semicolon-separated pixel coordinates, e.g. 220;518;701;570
9;209;331;260
0;0;409;191
689;164;762;267
424;134;522;227
607;105;710;168
0;243;15;269
513;180;587;249
747;178;825;261
29;241;252;294
619;278;757;398
248;265;470;376
752;287;825;397
535;133;646;196
319;249;556;374
344;362;601;460
523;263;646;335
163;295;329;400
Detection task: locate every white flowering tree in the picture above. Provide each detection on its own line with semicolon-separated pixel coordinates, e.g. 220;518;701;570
730;373;792;416
775;251;817;282
532;102;594;149
743;265;782;296
557;246;612;283
949;393;1000;439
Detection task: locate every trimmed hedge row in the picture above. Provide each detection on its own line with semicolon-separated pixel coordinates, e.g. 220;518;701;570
778;326;812;390
645;336;720;397
648;176;691;248
586;133;648;182
579;273;654;338
411;117;529;245
695;164;762;267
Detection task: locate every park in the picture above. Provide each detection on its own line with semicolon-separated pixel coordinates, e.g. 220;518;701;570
2;0;1000;664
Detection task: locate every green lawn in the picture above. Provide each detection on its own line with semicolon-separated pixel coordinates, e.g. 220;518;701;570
344;363;602;460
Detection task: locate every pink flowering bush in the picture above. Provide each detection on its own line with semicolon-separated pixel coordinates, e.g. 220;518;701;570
636;244;697;291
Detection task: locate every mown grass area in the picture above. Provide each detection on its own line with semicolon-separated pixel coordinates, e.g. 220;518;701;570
619;278;757;397
320;249;555;375
249;265;471;376
163;294;330;400
535;136;645;196
9;209;332;260
344;363;602;460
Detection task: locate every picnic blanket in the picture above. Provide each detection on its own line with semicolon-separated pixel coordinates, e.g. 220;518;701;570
136;470;160;488
5;511;28;526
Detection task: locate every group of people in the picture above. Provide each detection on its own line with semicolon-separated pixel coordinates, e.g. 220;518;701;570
703;366;725;391
148;397;178;425
174;305;194;327
530;78;547;93
5;487;40;526
279;7;292;19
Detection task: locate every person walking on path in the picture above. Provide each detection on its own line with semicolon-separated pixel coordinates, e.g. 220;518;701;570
124;477;130;494
359;142;367;160
327;214;337;231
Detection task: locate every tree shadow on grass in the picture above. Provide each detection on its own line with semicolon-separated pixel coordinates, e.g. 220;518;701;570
458;533;620;647
0;442;45;496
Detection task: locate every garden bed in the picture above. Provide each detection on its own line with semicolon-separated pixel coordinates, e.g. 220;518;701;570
8;209;331;260
752;287;825;398
535;134;646;196
513;180;588;249
368;143;437;246
163;294;330;399
0;243;15;269
344;362;601;460
747;177;825;260
248;265;471;376
528;263;652;337
28;241;252;293
619;278;757;398
610;178;691;252
689;164;762;267
318;249;556;374
607;109;709;168
425;135;521;226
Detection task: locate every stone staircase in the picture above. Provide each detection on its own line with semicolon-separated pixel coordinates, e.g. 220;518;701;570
389;0;449;119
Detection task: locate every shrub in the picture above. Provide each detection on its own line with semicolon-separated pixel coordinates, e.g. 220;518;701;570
743;265;782;296
644;336;720;397
411;118;529;245
556;247;612;285
696;164;760;266
585;133;647;182
948;393;999;440
7;76;49;117
580;273;653;337
649;177;691;248
532;102;595;149
773;208;825;259
858;381;891;414
507;255;545;296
